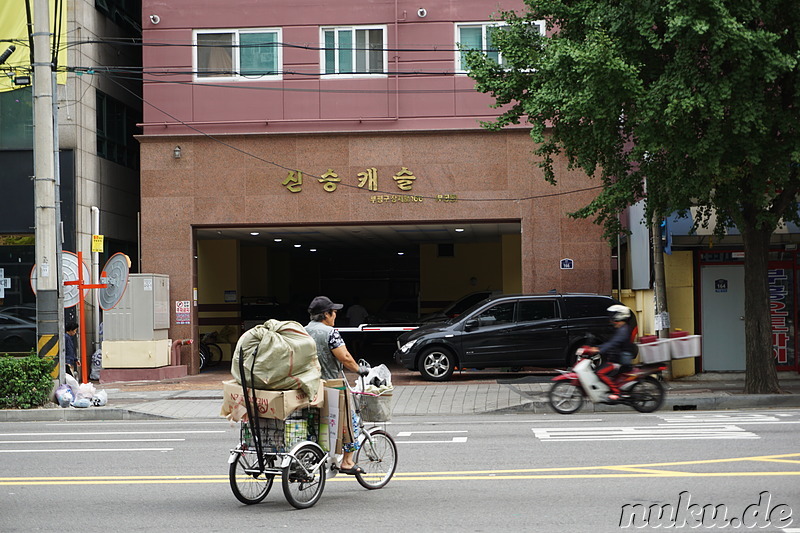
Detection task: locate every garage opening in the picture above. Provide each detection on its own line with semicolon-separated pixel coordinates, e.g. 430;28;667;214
195;221;521;364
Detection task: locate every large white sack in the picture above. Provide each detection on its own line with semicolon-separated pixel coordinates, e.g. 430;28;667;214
231;319;321;400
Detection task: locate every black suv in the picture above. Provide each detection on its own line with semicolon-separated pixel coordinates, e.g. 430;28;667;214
394;293;626;381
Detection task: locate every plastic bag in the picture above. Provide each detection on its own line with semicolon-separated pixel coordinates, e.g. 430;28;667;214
369;364;392;388
65;373;80;394
76;382;96;401
92;389;108;407
71;397;91;408
55;384;73;408
90;349;103;381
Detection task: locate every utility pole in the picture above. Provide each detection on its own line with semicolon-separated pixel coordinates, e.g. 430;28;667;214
651;216;670;338
652;215;671;377
32;0;62;378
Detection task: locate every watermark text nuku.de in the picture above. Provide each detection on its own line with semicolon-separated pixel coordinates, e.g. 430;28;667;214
619;491;793;529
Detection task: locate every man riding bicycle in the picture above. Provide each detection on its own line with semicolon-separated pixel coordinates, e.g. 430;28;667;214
583;304;638;401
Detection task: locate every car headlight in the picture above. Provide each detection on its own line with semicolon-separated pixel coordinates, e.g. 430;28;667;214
399;339;417;353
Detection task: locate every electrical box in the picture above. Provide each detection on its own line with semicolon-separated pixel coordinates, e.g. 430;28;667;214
104;274;170;341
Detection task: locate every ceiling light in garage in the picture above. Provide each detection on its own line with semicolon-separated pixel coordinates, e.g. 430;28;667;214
250;232;260;236
294;244;302;248
274;238;282;242
455;228;465;232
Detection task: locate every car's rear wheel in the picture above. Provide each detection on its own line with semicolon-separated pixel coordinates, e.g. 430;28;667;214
418;347;455;381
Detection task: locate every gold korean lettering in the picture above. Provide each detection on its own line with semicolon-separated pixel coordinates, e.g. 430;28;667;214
357;168;378;191
393;167;416;191
318;168;341;193
282;170;303;193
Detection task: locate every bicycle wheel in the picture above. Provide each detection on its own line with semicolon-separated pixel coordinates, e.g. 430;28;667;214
229;451;274;505
355;429;397;490
198;343;208;371
205;342;223;367
282;444;326;509
630;377;665;413
548;380;584;414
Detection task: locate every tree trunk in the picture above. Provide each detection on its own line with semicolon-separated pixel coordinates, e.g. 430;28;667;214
741;226;782;394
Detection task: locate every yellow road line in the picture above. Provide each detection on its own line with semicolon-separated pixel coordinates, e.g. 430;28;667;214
2;471;800;486
2;453;798;486
603;467;700;476
748;458;800;464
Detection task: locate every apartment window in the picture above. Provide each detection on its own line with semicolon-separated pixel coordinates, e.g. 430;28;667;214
195;29;281;80
321;26;387;76
456;21;544;72
96;91;140;169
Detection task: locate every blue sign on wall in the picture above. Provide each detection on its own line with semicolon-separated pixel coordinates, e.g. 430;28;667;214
560;258;574;270
715;279;728;293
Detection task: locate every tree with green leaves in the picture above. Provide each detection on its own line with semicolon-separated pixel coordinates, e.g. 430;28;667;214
467;0;799;393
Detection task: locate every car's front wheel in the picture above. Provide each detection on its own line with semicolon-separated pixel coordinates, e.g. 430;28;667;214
418;347;455;381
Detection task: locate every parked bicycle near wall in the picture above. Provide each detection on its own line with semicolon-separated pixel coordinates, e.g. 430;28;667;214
198;332;222;370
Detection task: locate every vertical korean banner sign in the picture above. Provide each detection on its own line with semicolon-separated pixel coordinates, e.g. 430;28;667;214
769;268;795;369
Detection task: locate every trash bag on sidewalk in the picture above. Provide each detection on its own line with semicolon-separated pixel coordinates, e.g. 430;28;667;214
55;384;73;408
92;389;108;406
90;349;102;381
76;382;96;401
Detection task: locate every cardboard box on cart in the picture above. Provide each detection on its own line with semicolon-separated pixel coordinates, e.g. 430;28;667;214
220;380;324;422
320;379;353;455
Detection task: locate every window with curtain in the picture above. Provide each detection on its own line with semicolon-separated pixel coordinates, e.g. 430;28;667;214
195;29;281;79
321;26;386;75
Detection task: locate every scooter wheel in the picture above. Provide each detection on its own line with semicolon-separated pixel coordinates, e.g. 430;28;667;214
548;381;584;414
630;377;665;413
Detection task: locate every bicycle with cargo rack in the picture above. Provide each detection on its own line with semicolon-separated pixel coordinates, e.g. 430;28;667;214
228;357;397;509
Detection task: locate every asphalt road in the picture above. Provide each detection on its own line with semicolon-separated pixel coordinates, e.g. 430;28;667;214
2;409;800;532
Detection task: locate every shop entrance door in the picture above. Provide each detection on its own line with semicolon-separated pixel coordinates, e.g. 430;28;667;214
701;265;745;370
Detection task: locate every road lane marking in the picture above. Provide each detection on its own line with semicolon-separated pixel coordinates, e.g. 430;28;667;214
395;430;468;444
0;431;224;437
396;431;467;436
3;453;798;486
659;412;793;424
396;437;468;444
0;439;184;444
0;448;173;453
532;424;758;441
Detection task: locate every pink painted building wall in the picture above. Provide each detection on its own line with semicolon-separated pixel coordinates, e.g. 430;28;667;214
141;0;529;135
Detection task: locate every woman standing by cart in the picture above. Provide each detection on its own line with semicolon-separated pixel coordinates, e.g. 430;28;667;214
305;295;368;475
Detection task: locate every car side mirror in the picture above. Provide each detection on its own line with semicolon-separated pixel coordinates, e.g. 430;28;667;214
465;319;478;331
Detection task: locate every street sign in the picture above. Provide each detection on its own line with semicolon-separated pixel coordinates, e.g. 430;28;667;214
91;234;104;253
560;258;574;270
30;251;90;307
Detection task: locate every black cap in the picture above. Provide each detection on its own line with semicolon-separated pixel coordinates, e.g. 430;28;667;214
308;296;343;315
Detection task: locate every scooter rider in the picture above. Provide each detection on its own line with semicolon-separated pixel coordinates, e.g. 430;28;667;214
583;304;638;401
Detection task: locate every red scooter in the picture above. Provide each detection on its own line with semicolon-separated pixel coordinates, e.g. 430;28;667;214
548;347;667;414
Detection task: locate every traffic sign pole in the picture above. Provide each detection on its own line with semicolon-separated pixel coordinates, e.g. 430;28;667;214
64;252;106;383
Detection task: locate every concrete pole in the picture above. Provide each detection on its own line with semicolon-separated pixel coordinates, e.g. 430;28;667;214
52;71;65;384
651;217;670;338
652;216;671;378
32;0;61;374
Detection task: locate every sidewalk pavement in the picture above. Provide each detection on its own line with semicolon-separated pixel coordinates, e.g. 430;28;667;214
3;368;800;422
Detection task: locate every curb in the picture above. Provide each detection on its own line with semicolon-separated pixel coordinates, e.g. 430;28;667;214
492;393;800;415
0;407;172;422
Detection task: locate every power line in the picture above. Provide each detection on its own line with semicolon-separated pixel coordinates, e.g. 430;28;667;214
104;75;602;204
